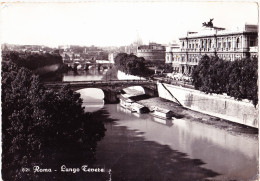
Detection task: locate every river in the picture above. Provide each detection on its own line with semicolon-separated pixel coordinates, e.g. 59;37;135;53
63;69;258;180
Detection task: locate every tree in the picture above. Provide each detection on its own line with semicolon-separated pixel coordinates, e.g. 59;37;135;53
164;64;173;73
192;55;211;92
192;55;258;106
114;53;152;77
2;62;106;180
227;57;258;106
2;50;63;71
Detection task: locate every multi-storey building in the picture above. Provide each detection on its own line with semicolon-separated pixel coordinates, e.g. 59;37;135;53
137;42;166;62
166;24;258;75
108;52;117;64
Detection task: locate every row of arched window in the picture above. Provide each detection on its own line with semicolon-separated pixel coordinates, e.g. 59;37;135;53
182;36;242;50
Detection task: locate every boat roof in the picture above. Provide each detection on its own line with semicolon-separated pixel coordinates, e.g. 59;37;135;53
120;96;134;103
131;103;147;109
153;107;173;114
121;93;133;98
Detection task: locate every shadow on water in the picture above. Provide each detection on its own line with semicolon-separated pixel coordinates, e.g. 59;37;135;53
19;109;113;181
90;109;220;181
128;94;152;101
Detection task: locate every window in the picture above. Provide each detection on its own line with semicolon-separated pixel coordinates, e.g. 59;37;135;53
237;38;240;48
228;42;231;49
223;42;226;48
250;41;255;46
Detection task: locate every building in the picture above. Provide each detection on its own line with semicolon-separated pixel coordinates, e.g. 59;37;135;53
165;43;181;73
137;43;166;62
165;43;180;63
108;52;117;64
166;24;258;75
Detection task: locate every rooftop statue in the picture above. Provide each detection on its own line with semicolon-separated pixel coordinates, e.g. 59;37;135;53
202;18;214;28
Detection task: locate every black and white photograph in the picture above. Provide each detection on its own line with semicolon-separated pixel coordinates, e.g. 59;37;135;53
1;1;259;180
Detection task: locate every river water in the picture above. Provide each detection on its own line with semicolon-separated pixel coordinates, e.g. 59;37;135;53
63;69;258;181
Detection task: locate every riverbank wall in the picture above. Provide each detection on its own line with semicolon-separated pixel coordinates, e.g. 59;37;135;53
117;70;258;128
158;82;258;128
117;70;146;80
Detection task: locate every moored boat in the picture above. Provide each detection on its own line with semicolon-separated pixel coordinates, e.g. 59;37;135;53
131;103;150;114
151;116;174;126
119;97;135;112
150;107;173;120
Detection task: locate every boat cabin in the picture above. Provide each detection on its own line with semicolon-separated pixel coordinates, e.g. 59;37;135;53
120;97;134;108
152;107;173;119
131;103;150;114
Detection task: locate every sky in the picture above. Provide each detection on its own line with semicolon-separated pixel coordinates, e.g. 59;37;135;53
0;1;258;47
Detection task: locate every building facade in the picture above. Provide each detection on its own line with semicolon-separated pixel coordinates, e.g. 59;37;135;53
108;52;117;64
137;43;166;62
166;24;258;75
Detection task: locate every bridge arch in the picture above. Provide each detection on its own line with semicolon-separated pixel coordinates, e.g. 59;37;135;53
73;62;82;70
122;86;145;95
74;85;155;104
76;88;105;112
101;85;157;104
44;80;158;104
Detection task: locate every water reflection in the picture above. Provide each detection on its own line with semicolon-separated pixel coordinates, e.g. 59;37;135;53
103;104;258;180
82;102;104;112
70;69;258;180
151;116;174;127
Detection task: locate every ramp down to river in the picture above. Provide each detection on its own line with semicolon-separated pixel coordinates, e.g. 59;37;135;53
160;83;182;106
157;82;258;128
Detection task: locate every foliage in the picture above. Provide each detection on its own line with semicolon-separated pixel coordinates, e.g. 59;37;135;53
101;66;119;81
163;64;173;73
192;55;258;106
227;57;258;106
2;50;63;70
2;62;106;180
114;53;153;77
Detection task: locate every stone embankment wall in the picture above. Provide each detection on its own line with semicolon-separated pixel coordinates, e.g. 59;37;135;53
117;70;258;128
117;70;146;80
158;82;258;128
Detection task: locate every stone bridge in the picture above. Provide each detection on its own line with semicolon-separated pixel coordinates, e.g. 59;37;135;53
66;61;113;71
44;80;158;103
83;63;113;70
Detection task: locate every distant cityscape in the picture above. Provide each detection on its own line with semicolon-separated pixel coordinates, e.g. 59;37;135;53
2;22;258;77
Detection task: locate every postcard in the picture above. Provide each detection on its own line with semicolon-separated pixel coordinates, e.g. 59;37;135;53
1;1;259;180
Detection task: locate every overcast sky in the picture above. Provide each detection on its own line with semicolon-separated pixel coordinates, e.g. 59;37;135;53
0;1;258;47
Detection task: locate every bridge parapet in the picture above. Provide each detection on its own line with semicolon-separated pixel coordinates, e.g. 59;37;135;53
44;80;157;103
44;80;156;91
